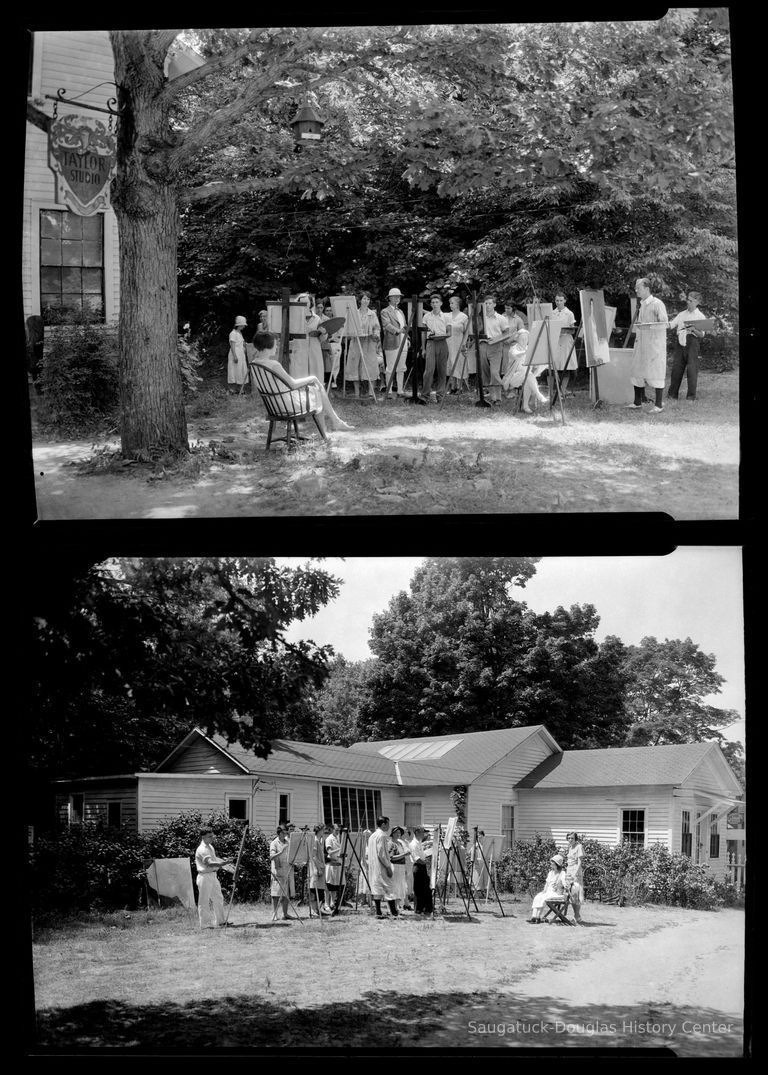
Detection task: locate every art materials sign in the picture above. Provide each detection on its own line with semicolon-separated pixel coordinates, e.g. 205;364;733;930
48;114;116;216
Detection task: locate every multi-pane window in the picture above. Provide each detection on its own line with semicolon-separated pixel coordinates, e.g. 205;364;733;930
709;816;720;859
501;804;515;850
621;809;645;846
278;793;291;826
40;209;104;322
321;785;382;830
681;809;692;857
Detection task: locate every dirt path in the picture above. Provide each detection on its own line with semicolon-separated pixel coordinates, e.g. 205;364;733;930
30;372;738;519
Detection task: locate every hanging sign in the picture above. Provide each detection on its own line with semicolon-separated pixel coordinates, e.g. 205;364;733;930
48;114;117;216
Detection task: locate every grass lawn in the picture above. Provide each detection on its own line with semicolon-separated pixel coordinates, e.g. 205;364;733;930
31;899;744;1054
31;370;738;519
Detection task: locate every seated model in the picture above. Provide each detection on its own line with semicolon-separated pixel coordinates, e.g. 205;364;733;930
251;331;354;434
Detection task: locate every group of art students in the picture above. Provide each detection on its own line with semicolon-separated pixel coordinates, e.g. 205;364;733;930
227;280;709;427
196;819;586;928
226;289;580;417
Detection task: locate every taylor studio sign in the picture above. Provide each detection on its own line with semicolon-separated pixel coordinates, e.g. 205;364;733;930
48;114;117;216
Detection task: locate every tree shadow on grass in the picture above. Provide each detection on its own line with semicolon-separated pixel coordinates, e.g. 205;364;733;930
33;990;742;1057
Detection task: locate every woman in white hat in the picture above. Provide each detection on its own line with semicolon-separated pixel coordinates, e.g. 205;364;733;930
380;288;410;396
228;315;249;393
527;853;567;923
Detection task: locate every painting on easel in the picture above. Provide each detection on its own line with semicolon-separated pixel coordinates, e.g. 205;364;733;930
579;289;616;367
527;301;553;325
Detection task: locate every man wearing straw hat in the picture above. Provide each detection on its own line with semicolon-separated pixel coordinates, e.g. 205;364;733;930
380;288;410;397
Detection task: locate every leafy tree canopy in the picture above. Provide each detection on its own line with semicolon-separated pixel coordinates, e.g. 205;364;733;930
29;557;341;778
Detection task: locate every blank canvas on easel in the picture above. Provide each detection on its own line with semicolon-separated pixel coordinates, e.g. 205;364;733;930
525;320;563;365
527;301;553;325
331;295;364;337
267;297;308;336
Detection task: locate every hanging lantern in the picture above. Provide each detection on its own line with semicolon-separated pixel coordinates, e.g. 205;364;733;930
290;99;325;146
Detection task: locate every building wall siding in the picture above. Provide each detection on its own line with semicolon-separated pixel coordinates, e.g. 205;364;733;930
469;730;557;836
81;786;138;829
396;786;453;829
165;737;245;775
24;30;120;323
516;785;675;848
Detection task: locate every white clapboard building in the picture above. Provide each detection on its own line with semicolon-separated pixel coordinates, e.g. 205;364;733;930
53;724;744;881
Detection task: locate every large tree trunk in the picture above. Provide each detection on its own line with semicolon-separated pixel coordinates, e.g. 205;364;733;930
110;32;189;459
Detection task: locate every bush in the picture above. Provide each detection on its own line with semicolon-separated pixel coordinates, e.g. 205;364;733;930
142;810;270;904
496;834;558;897
29;823;146;913
699;329;738;372
496;835;733;911
30;811;271;914
37;319;119;434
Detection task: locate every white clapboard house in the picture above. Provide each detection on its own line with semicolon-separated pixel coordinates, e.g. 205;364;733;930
24;30;202;331
53;725;744;880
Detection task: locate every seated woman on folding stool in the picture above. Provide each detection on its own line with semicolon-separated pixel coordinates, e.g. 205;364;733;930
251;331;354;434
527;853;567;923
502;330;548;413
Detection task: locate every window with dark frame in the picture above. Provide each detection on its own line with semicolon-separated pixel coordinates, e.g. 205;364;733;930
40;209;105;323
501;804;515;850
403;801;422;829
709;816;720;859
278;793;291;826
321;785;382;830
621;808;645;846
681;809;692;856
227;798;248;821
69;793;84;825
107;801;121;828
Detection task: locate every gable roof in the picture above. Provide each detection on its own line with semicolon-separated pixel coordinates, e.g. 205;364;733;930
515;741;735;790
350;725;560;783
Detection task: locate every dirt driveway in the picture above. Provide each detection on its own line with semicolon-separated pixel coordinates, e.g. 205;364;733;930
30;372;738;520
31;902;745;1055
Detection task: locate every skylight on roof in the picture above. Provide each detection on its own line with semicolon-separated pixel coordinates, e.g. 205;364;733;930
378;739;463;761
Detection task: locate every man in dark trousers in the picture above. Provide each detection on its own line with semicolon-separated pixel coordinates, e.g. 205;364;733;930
668;290;707;401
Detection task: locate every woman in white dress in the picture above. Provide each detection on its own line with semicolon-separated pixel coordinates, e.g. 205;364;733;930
251;332;354;434
550;291;577;394
269;826;291;922
308;823;330;916
228;315;249;393
528;854;568;923
502;330;548;413
388;826;410;912
446;295;470;392
348;292;381;399
325;822;343;912
565;831;585;924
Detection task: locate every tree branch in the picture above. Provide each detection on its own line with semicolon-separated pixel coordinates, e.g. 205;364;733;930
149;29;184;61
161;29;264;98
179;178;277;205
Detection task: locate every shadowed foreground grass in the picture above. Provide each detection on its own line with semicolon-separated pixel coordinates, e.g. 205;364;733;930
31;902;744;1055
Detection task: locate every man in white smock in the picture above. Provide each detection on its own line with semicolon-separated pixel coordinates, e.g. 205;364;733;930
366;816;399;919
195;827;231;928
627;277;668;413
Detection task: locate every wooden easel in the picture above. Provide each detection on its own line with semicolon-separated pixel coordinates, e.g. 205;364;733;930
517;296;566;424
471;290;492;409
331;827;373;915
435;830;477;919
222;823;249;926
467;828;507;916
439;310;472;411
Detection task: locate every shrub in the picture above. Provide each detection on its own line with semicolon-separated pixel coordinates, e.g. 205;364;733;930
699;329;738;372
141;810;270;904
29;823;146;913
30;811;271;914
496;834;558;897
37;319;119;434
